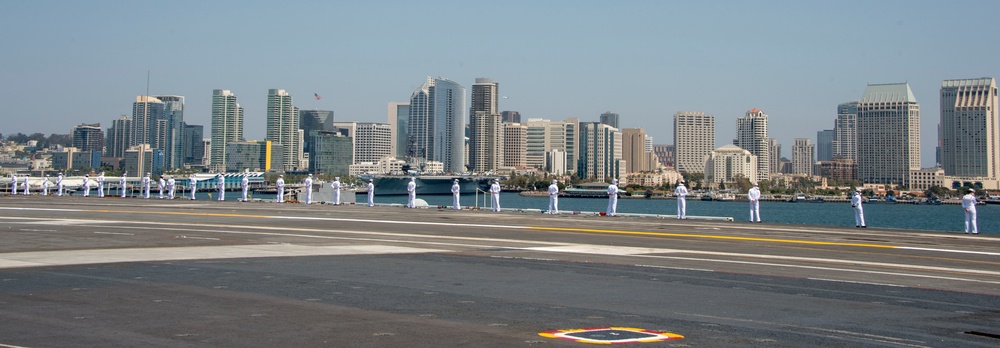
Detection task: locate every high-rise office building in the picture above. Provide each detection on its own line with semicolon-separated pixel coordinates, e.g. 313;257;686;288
939;77;998;178
600;112;620;129
469;78;502;173
72;123;104;153
131;96;164;149
503;123;527;168
735;108;770;183
673;112;715;174
308;131;352;175
705;145;758;186
266;89;300;172
816;129;835;161
525;119;570;171
333;122;392;164
791;138;814;176
653;144;674;169
226;140;284;173
622;128;653;173
300;109;334;156
768;138;781;176
833;102;858;161
183;124;204;166
501;111;521;124
407;77;466;173
856;83;920;186
388;102;409;158
210;90;244;172
154;96;184;168
123;144;164;176
106;115;132;158
578;122;624;180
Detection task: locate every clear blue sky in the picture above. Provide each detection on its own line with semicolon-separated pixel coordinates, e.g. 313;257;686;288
2;0;997;167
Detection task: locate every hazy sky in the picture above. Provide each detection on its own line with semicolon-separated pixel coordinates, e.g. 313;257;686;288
2;0;998;166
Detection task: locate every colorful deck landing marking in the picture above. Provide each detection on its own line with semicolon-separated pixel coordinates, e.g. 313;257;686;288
539;327;683;344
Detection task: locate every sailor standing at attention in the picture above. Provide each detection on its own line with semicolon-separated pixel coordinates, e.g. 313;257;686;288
490;178;501;212
406;177;417;208
9;174;17;195
82;174;90;197
142;173;151;199
96;172;105;197
366;178;375;207
331;177;341;205
119;173;128;198
22;175;30;195
450;179;461;210
962;188;979;235
606;179;619;217
748;182;762;222
42;175;51;196
167;176;176;199
56;173;64;196
275;174;285;203
189;176;198;200
303;174;313;204
851;189;866;228
547;179;560;214
674;180;688;219
158;176;165;199
216;173;226;201
241;175;249;202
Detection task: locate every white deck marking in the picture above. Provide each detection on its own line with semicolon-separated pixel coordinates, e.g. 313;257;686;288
0;244;448;269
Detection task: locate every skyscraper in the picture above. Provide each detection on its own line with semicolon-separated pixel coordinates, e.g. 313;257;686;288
833;101;858;161
300;109;334;155
856;83;920;186
673;112;715;174
131;96;165;149
183;124;204;166
469;78;502;173
501;111;521;124
407;77;466;173
816;129;835;161
503;123;527;168
600;112;620;129
622;128;651;174
388;102;409;158
940;77;998;178
578;122;624;180
72;123;104;153
106;115;132;158
333;122;392;165
769;138;781;176
735;108;770;183
156;96;185;168
266;89;300;172
791;138;814;176
210;89;244;172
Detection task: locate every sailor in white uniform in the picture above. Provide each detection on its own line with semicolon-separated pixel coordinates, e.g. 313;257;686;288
167;176;176;199
82;174;91;197
366;179;375;207
158;176;165;199
606;179;619;216
331;177;341;205
406;177;416;208
851;189;866;228
120;173;128;198
22;175;30;195
96;172;105;197
56;173;64;196
490;178;501;212
189;176;198;200
748;182;762;222
962;188;978;234
42;175;51;196
216;173;225;201
9;175;16;195
674;180;688;219
450;179;461;210
241;175;249;202
142;173;151;199
547;179;560;214
275;175;285;203
303;174;314;204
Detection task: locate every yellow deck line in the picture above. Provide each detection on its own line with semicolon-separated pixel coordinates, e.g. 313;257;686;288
529;226;898;249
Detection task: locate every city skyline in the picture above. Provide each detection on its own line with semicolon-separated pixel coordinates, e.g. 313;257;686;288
3;1;1000;167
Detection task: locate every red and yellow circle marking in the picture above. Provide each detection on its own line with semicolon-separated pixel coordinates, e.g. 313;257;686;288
539;327;684;344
